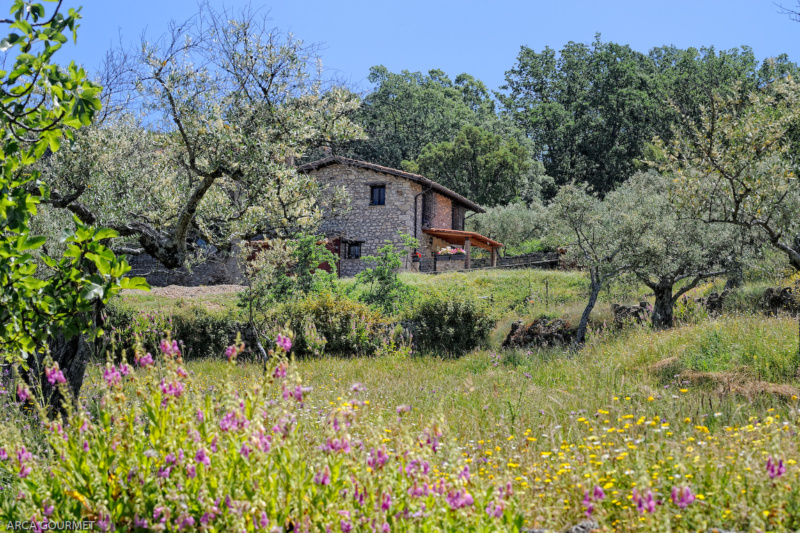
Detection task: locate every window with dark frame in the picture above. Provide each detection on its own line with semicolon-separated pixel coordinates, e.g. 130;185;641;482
370;185;386;206
347;242;362;259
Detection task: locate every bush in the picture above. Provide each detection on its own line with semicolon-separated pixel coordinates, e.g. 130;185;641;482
104;301;243;361
265;292;390;356
405;294;495;356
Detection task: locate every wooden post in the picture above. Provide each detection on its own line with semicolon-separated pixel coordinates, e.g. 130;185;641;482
491;247;498;267
464;238;471;269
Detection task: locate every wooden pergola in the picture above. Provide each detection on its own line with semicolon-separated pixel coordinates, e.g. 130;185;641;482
423;228;503;268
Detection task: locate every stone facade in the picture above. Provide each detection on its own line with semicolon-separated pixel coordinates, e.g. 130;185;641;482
311;162;470;277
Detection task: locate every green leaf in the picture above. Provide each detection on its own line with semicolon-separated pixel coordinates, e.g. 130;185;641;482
118;277;150;291
93;227;119;241
17;235;45;251
80;282;104;301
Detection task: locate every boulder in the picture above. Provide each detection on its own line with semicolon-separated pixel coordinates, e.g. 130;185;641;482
611;302;649;326
503;318;576;348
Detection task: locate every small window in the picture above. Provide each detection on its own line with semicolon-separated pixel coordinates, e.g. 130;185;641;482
370;185;385;206
347;242;362;259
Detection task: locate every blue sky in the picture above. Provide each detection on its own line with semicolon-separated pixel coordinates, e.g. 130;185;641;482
65;0;800;93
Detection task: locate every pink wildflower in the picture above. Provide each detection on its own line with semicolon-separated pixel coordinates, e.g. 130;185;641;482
313;465;331;486
103;365;122;387
160;339;181;357
45;365;66;385
16;383;30;402
671;485;695;509
275;334;292;352
136;352;154;367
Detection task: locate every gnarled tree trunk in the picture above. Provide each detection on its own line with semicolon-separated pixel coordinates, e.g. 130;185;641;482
574;267;602;346
651;282;675;330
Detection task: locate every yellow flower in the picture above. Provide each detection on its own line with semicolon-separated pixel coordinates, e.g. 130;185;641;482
679;389;688;393
647;396;654;401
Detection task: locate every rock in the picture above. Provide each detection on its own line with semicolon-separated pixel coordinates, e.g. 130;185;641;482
763;286;799;315
611;302;649;326
502;318;576;348
563;520;599;533
693;289;729;315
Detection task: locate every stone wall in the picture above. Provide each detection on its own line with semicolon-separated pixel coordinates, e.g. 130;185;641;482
127;252;242;287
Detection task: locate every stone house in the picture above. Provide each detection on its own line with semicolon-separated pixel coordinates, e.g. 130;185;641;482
298;156;502;277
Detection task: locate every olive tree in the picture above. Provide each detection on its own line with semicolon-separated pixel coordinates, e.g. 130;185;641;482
605;171;739;328
663;79;800;270
549;184;633;345
39;3;364;269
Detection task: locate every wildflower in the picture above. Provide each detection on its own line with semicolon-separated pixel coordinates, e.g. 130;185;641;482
160;339;181;357
381;491;392;511
258;512;269;529
273;362;287;379
314;465;331;485
83;441;89;452
195;448;211;467
367;446;389;469
486;502;504;518
186;464;196;478
45;365;66;385
136;352;154;367
593;485;606;500
133;516;148;528
16;446;32;478
103;365;122;387
276;334;292;352
157;466;171;478
766;456;787;479
396;404;412;414
177;515;195;531
524;372;532;379
350;382;365;393
446;488;474;509
96;513;113;532
160;379;185;405
671;485;695;509
340;519;353;533
225;345;237;361
632;488;656;513
257;431;272;453
196;409;204;423
239;443;251;459
119;363;131;376
16;383;30;402
0;448;8;461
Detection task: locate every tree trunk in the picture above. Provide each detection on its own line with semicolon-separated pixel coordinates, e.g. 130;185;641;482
651;283;674;330
19;306;100;416
724;263;743;290
574;269;602;346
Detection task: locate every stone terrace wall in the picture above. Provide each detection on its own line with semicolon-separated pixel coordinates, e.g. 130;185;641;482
127;253;242;287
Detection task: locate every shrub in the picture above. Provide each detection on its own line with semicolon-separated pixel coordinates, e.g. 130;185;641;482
0;337;524;532
405;294;495;356
265;292;390;356
356;234;418;315
104;301;243;361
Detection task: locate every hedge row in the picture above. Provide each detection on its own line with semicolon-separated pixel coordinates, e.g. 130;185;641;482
104;291;496;360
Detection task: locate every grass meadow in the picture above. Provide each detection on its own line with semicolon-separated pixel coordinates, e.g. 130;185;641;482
58;268;800;531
